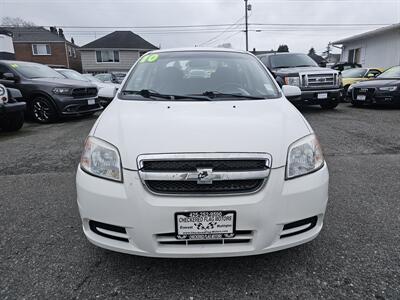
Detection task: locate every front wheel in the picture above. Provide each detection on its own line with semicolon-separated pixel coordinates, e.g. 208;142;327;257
31;96;58;123
0;112;24;131
320;100;339;109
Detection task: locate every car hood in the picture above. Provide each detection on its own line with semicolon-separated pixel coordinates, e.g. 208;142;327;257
273;66;337;75
353;79;400;88
31;77;97;88
93;98;312;170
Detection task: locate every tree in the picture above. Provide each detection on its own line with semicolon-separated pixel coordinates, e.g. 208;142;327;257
277;44;289;52
1;17;35;27
308;47;316;56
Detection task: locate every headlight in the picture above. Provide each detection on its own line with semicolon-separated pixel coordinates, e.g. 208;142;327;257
80;136;122;182
0;85;7;104
338;73;342;86
378;86;397;92
284;76;300;86
286;134;324;179
52;87;72;95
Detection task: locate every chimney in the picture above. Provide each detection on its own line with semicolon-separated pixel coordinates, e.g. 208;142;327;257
50;26;57;33
71;37;75;44
58;28;64;38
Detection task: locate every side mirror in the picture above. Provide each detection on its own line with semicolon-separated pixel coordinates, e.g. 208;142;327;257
2;72;17;81
282;85;301;98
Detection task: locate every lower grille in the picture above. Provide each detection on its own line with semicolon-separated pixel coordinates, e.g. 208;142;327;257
353;88;376;100
156;230;253;245
138;153;271;195
146;179;264;194
280;216;318;238
89;220;129;242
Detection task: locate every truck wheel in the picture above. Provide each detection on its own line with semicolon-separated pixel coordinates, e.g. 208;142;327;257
0;112;24;132
320;100;339;109
31;96;58;123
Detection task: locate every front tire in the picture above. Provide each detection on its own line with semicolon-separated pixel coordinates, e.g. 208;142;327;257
0;112;24;132
320;100;339;109
31;96;58;123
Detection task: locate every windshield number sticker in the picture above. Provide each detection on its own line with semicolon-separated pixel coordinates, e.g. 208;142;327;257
11;64;18;68
140;54;159;63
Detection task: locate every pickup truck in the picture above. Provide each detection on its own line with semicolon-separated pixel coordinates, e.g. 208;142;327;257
258;52;342;109
0;83;26;131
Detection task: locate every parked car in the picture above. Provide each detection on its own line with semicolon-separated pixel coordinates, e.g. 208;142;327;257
55;68;119;107
349;65;400;107
94;72;126;84
341;67;384;101
331;62;362;72
76;48;329;258
0;84;26;131
258;52;341;109
0;61;101;123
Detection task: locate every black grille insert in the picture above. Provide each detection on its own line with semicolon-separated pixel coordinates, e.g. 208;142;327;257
157;230;253;245
72;87;98;98
89;220;128;242
280;216;318;238
142;159;267;172
146;179;264;194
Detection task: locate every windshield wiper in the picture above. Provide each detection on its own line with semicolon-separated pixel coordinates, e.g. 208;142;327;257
198;91;265;100
121;89;212;101
294;65;315;67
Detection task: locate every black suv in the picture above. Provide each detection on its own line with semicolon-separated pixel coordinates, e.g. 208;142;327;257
0;60;102;123
0;84;26;131
258;53;342;109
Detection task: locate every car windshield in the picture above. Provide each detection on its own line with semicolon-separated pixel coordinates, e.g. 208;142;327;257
378;66;400;79
122;51;280;100
58;69;89;81
8;62;65;79
341;68;367;78
83;74;103;83
270;54;318;69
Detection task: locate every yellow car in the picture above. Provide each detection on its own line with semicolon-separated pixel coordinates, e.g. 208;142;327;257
341;68;385;91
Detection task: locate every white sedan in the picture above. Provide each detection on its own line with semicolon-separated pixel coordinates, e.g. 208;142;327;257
76;48;329;258
55;69;119;106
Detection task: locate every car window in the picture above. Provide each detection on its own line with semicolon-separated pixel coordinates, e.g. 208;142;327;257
58;69;89;81
0;64;12;79
4;62;64;79
269;54;318;69
366;69;381;77
341;68;367;78
378;66;400;79
122;51;280;100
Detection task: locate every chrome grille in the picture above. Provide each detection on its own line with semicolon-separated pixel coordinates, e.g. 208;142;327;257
137;153;272;196
303;73;337;88
156;230;254;245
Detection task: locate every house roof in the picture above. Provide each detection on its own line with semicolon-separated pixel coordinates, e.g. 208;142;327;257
332;23;400;44
81;31;158;50
1;26;70;43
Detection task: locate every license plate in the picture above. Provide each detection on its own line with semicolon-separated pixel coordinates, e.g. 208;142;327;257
357;94;366;101
317;93;328;99
87;99;95;105
175;211;236;240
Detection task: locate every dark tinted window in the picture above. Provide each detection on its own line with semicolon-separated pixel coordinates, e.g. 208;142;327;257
4;62;64;79
270;54;318;69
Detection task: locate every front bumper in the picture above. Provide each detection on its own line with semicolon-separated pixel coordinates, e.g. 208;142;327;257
76;163;329;258
288;88;342;105
0;102;26;114
54;95;103;115
351;89;400;105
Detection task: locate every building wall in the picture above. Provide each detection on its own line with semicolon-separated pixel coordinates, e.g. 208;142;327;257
80;49;142;73
13;42;82;72
340;30;400;68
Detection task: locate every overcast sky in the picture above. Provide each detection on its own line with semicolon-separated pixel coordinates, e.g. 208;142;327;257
1;0;399;54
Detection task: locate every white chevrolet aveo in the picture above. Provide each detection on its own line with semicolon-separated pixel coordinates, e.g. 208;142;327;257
76;48;329;258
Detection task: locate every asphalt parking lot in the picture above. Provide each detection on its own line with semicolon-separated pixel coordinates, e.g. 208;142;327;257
1;103;399;299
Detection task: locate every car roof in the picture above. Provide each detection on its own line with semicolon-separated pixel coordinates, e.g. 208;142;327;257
257;52;304;57
146;47;249;55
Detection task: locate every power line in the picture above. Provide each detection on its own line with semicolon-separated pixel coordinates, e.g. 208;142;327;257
198;16;246;46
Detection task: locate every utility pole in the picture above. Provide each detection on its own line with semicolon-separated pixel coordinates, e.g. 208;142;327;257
244;0;249;51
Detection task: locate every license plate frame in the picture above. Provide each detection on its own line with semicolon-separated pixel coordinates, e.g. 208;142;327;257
175;211;236;240
357;94;366;101
317;93;328;99
87;99;95;105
